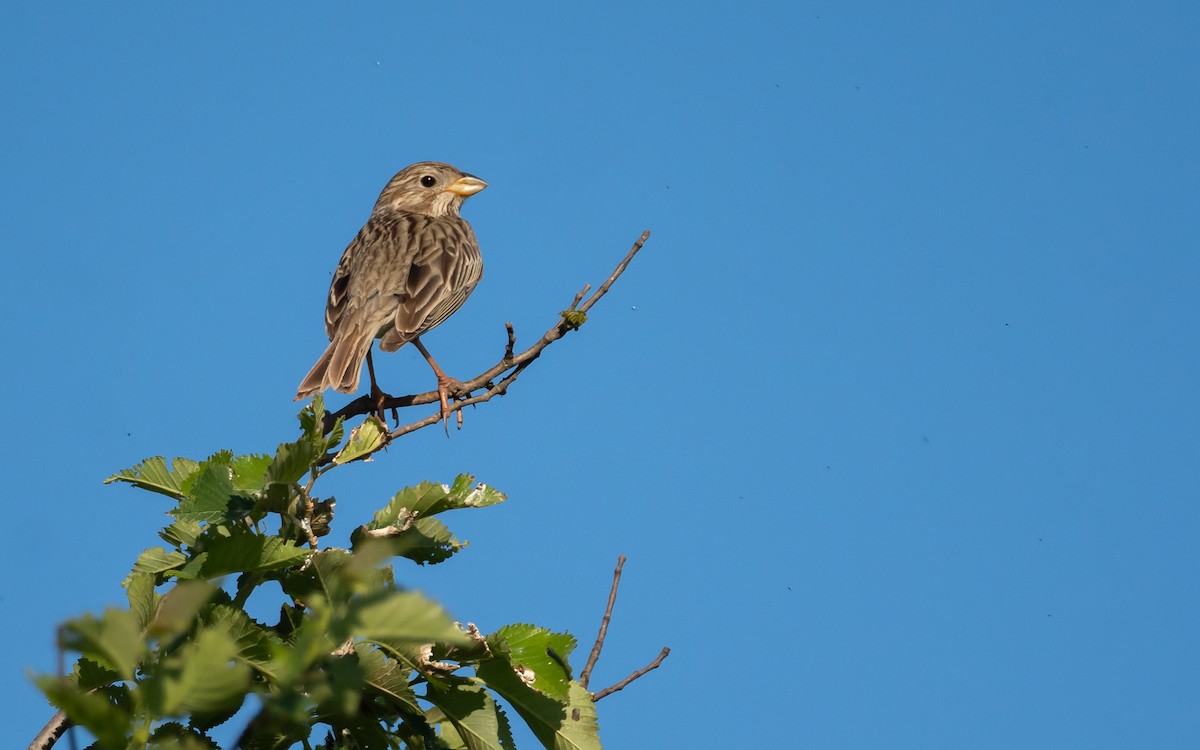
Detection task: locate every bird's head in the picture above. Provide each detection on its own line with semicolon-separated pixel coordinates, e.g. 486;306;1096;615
372;161;487;218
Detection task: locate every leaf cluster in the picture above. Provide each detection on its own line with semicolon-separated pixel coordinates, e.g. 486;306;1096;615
37;398;601;750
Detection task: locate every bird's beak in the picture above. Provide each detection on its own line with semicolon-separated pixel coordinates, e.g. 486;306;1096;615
444;175;488;197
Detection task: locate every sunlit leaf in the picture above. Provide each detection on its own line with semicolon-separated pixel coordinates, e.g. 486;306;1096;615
106;456;200;500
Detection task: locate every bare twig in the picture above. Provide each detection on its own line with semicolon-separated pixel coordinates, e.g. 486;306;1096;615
503;322;516;362
592;647;671;701
319;230;651;438
580;554;626;689
568;284;591;312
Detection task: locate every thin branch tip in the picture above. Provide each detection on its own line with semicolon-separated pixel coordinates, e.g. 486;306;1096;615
580;554;627;689
592;647;671;701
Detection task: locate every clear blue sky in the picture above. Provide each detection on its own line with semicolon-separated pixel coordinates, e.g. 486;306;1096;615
3;2;1198;747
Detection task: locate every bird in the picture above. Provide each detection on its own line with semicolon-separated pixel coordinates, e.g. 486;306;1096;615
295;161;487;426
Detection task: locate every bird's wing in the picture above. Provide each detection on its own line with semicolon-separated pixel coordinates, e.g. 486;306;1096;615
382;218;482;348
323;220;404;340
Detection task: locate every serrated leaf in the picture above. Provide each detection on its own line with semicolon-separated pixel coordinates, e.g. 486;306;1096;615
353;515;466;566
352;590;469;646
126;571;160;630
473;660;564;750
265;439;319;486
359;476;505;540
150;722;221;749
557;682;602;750
486;624;576;700
333;415;389;464
475;626;582;749
427;678;518;750
106;456;200;499
278;547;392;605
133;546;188;575
446;474;507;510
74;657;122;692
357;645;422;716
160;519;202;549
199;528;309;577
230;454;273;492
60;608;145;681
298;393;327;439
202;604;284;673
174;463;238;523
144;625;250;716
176;551;208;580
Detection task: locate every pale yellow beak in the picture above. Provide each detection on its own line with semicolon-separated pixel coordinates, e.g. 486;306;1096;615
445;175;488;197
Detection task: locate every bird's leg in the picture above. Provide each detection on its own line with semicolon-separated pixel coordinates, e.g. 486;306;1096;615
412;337;465;433
365;349;396;424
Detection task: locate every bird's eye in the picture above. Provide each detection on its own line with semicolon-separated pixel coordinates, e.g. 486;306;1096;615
420;175;437;188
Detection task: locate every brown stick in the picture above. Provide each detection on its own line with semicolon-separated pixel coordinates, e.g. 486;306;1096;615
592;648;671;701
28;709;71;750
580;554;626;689
319;230;651;438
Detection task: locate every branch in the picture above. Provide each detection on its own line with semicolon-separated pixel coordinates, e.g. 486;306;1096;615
580;554;626;689
320;230;651;438
28;710;70;750
592;648;671;701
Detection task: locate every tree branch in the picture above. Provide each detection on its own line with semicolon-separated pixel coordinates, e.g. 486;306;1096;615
320;230;651;438
28;709;70;750
581;554;626;689
592;648;671;701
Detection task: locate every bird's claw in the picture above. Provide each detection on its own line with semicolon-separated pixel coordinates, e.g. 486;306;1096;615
436;376;468;435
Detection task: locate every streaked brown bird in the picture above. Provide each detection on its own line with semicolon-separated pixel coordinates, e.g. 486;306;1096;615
295;161;487;424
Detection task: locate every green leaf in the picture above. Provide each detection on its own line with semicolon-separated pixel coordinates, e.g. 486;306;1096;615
133;546;188;576
485;624;576;701
212;609;282;679
298;392;327;440
60;608;145;681
198;527;310;577
74;657;122;691
474;626;583;749
266;433;323;485
445;474;507;510
143;624;250;717
352;590;470;646
367;476;505;529
160;519;203;549
37;678;132;748
427;678;518;750
277;547;392;605
150;722;221;749
174;462;238;523
106;456;200;500
354;516;467;566
126;571;160;630
230;453;273;492
352;476;505;560
356;645;422;716
147;580;219;640
557;682;603;750
333;415;389;464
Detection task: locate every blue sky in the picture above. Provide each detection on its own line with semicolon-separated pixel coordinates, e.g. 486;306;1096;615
2;2;1198;747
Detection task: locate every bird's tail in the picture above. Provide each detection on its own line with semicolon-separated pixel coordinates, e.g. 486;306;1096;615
294;328;376;401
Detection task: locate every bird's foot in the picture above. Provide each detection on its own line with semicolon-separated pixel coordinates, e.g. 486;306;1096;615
436;375;468;434
370;383;398;425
